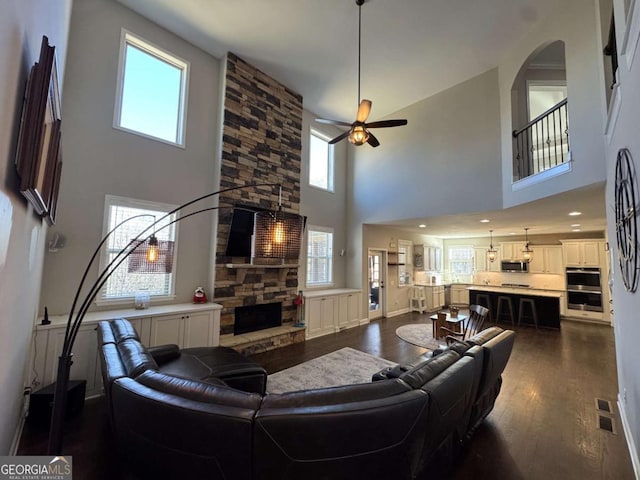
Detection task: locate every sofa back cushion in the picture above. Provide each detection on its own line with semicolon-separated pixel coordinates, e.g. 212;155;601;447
399;350;460;389
477;330;515;398
110;318;140;343
467;326;504;346
254;380;428;479
97;321;117;345
117;338;158;377
136;370;262;409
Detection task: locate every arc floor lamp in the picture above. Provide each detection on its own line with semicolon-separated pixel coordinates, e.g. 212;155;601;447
48;183;304;454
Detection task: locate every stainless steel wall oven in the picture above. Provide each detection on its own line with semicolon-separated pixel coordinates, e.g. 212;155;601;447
566;267;603;312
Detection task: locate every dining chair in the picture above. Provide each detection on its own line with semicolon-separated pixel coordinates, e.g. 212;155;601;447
439;304;489;345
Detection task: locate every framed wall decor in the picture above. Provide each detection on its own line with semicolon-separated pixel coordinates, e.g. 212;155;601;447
15;36;63;218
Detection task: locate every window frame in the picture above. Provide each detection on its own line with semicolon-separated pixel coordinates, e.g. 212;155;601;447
306;225;334;287
113;29;190;148
96;194;179;306
398;239;413;287
308;129;335;192
448;246;475;280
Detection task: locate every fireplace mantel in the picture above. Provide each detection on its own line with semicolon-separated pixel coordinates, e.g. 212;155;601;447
225;263;299;282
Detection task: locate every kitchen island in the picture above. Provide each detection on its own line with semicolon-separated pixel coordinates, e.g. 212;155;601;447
468;285;561;329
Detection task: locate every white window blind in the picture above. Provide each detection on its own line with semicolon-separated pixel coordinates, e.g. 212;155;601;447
100;195;178;303
448;246;474;276
307;227;333;286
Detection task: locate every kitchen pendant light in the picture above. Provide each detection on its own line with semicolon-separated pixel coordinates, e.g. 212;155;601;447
487;230;497;263
522;227;533;263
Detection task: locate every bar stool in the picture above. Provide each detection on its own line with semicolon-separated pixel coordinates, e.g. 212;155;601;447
476;293;492;322
409;286;427;314
496;296;515;326
518;298;539;328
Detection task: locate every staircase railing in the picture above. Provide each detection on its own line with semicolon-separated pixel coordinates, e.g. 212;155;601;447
512;98;569;181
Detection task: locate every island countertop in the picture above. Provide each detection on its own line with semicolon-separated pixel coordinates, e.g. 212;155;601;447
468;285;563;298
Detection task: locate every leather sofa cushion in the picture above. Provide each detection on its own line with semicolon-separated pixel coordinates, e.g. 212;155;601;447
399;350;461;389
97;321;116;345
148;344;181;365
477;330;515;398
117;338;158;377
136;370;262;409
110;318;140;343
99;343;127;384
466;326;504;346
432;341;470;357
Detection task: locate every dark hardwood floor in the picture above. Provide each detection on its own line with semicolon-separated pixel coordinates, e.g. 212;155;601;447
17;312;635;479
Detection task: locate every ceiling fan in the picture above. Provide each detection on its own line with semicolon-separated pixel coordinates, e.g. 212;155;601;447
316;0;407;148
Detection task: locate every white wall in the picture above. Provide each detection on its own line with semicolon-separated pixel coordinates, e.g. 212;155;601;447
299;110;349;290
605;0;640;472
0;0;72;454
39;0;221;315
499;0;608;207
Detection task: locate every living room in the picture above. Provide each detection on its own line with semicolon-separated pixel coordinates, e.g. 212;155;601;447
2;0;640;478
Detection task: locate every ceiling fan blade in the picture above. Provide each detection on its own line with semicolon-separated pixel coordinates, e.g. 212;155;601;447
367;131;380;147
328;130;352;145
365;119;408;128
316;118;353;127
356;99;372;123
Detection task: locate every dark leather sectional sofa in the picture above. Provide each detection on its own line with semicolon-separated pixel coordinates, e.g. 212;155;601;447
97;319;515;480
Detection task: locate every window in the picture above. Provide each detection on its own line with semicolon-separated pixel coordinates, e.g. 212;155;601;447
306;226;333;286
114;30;189;146
398;239;413;286
448;246;474;279
309;130;334;191
99;195;178;303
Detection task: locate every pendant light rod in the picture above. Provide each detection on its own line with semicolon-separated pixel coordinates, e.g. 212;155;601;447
357;0;364;105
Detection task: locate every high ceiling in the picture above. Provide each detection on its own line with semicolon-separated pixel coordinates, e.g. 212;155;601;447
117;0;560;121
116;0;607;239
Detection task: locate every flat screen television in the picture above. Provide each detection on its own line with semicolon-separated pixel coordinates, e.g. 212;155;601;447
225;207;257;257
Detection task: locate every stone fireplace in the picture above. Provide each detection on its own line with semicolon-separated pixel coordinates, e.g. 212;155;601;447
213;53;305;353
234;302;282;335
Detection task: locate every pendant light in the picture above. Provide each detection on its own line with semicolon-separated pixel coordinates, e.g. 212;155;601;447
522;227;533;263
487;230;497;263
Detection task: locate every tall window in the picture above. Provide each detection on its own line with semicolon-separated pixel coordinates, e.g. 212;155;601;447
99;195;178;303
309;130;334;191
448;246;474;278
114;30;189;146
306;226;333;286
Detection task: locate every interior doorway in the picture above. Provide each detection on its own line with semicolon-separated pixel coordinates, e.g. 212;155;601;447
368;250;386;320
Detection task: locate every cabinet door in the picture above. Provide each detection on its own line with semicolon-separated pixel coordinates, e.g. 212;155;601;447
306;298;325;338
563;243;582;266
473;247;488;272
183;311;215;348
338;293;361;328
582;242;600;266
528;246;546;273
545;246;564;274
149;314;185;348
321;296;337;331
44;324;99;392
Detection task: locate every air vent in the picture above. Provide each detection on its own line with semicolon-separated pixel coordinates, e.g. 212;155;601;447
596;413;617;434
595;398;612;413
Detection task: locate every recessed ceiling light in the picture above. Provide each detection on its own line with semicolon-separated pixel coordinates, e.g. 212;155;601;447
571;224;581;227
568;211;582;216
480;219;490;223
509;232;516;235
572;228;581;232
418;224;426;228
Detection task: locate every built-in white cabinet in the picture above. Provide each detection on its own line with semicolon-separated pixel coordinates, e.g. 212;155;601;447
500;242;526;261
30;303;221;397
305;289;362;340
450;285;470;306
473;247;500;272
561;240;602;267
528;245;564;274
423;285;445;311
414;245;442;272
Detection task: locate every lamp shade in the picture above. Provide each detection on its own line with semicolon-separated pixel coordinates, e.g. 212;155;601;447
253;210;304;260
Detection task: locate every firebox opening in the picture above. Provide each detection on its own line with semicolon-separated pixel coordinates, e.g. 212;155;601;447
234;302;282;335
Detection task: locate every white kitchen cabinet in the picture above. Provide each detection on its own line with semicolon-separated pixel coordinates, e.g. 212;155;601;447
500;242;526;261
473;247;500;272
561;240;602;267
529;246;563;274
414;245;442;272
305;289;362;339
423;285;445;311
30;303;221;398
450;285;470;306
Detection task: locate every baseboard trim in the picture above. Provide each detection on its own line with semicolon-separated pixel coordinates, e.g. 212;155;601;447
618;394;640;479
10;415;26;455
386;308;409;318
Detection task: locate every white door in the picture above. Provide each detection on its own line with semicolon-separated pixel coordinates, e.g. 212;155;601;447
368;250;386;320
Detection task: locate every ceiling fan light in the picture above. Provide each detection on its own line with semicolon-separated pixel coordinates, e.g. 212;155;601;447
349;126;369;145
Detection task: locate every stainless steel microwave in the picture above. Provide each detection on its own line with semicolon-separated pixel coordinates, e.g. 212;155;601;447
501;260;528;272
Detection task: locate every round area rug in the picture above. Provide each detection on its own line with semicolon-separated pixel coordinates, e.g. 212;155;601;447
395;323;443;350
